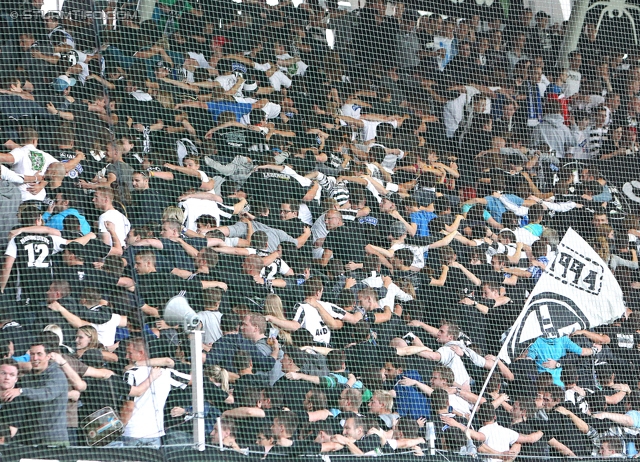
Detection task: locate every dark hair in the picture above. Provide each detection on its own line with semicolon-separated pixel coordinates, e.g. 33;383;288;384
220;313;241;333
202;287;223;308
252;231;269;251
476;402;497;424
302;277;323;298
18;204;41;226
195;215;217;228
430;388;449;412
326;350;346;371
560;366;578;387
544;385;565;404
0;358;18;371
273;412;299;437
233;350;252;371
601;437;624;454
528;203;545;222
31;333;58;354
394;248;414;267
80;287;102;306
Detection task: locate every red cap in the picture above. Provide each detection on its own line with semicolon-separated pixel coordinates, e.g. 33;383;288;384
212;36;228;48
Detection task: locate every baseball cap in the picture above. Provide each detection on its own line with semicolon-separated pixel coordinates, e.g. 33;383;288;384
52;75;76;92
414;189;437;207
243;80;258;93
262;102;281;120
211;36;228;48
390;221;407;238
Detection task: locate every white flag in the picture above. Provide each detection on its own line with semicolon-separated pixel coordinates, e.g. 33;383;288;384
499;228;625;362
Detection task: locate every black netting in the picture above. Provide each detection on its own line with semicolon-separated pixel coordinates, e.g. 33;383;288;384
0;0;639;459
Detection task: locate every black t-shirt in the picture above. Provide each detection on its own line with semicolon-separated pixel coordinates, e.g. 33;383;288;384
242;170;307;210
129;188;169;227
353;434;383;454
268;439;323;457
484;300;518;355
344;342;397;377
273;376;314;413
9;232;57;304
79;375;131;422
225;272;274;309
211;127;267;163
120;95;168;127
55;264;119;298
203;380;230;409
137;272;203;317
532;409;591;457
431;413;468;450
512;420;549;462
0;395;30;444
234;409;279;446
233;373;269;404
369;311;408;346
324;224;369;264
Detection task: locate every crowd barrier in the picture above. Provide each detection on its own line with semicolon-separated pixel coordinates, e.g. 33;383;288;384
0;444;618;462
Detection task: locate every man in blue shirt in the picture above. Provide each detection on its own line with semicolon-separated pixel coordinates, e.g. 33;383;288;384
527;334;601;386
383;356;431;420
42;189;91;235
175;98;269;123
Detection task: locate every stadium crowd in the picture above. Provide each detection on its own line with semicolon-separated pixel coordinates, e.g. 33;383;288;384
0;0;640;458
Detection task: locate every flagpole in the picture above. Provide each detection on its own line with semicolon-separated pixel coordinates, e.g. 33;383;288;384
465;302;531;430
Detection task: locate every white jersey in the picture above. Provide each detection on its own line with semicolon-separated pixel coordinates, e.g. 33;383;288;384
260;256;291;280
198;310;223;344
92;313;122;347
478;422;519;462
293;300;346;344
10;144;58;202
437;345;471;386
390;243;428;269
124;367;190;438
180;197;221;231
98;209;131;248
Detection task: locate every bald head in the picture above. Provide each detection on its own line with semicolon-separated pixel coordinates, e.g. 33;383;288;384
45;162;65;188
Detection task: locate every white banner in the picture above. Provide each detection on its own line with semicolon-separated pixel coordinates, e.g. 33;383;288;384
499;228;626;362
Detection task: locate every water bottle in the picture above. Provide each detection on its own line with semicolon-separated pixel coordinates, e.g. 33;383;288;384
425;422;436;455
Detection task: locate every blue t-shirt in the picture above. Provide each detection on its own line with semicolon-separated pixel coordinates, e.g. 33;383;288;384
206;101;252;122
484;194;524;223
527;256;549;280
410;211;437;237
42;208;91;235
527;336;583;386
627;410;640;428
394;370;431;420
523;223;544;237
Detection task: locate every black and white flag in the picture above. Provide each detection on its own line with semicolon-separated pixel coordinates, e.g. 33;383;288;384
499;228;626;363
